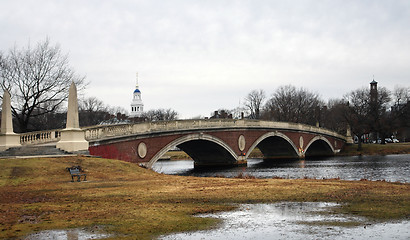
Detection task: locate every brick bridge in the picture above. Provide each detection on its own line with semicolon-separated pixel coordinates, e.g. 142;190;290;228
84;119;350;168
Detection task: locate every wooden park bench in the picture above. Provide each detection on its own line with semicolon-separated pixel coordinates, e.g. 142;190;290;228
67;166;87;182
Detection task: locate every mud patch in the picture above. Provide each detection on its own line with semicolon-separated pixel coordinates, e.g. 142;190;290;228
10;166;29;179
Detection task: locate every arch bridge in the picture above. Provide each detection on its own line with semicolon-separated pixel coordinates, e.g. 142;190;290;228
84;119;349;168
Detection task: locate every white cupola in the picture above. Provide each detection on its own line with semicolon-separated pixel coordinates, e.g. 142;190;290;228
130;73;144;118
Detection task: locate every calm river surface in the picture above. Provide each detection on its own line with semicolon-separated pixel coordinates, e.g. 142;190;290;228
153;154;410;183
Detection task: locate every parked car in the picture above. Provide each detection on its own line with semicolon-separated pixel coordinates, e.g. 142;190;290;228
392;138;400;143
385;138;393;143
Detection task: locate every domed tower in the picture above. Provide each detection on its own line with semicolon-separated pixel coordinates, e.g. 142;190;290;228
130;73;144;118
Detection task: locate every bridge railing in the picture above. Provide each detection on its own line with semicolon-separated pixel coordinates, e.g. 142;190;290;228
83;119;347;142
20;129;62;145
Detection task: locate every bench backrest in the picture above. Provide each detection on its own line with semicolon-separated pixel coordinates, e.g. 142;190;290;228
69;168;81;174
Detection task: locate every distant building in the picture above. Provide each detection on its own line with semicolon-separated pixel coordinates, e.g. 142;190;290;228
210;110;232;119
130;73;144;118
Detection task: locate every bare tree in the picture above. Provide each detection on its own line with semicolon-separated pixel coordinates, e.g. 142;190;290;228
391;86;410;141
80;97;106;112
343;87;371;150
392;86;410;106
143;108;179;121
79;97;110;127
324;98;349;134
0;39;86;132
244;89;266;119
265;85;323;125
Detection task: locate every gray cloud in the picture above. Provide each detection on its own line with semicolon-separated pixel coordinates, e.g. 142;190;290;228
1;0;409;118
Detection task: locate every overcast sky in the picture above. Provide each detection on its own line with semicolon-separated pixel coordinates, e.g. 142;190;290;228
1;0;409;118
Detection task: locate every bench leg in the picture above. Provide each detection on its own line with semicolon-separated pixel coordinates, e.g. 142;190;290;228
83;175;87;181
71;176;75;182
77;175;81;182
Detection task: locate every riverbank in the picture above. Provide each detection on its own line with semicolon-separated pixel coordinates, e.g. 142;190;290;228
0;156;408;239
339;142;410;156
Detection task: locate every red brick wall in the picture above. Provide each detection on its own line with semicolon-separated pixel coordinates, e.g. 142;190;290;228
88;129;345;163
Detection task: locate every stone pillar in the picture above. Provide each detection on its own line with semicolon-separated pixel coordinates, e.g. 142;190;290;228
56;82;89;152
0;90;21;151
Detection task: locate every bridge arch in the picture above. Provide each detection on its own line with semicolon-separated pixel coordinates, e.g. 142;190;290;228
247;132;301;159
304;136;335;157
145;133;239;169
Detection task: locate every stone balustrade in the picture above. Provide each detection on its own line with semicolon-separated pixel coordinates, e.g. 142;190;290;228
83;119;347;142
20;130;62;145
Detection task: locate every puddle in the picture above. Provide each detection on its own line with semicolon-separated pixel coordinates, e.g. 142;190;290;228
24;226;111;240
159;202;410;240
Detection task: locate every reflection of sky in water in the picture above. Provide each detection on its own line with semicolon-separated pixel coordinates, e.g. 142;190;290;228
160;202;410;240
153;155;410;183
24;228;110;240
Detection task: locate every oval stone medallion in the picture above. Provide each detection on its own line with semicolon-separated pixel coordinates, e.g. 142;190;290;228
137;142;147;158
238;135;246;152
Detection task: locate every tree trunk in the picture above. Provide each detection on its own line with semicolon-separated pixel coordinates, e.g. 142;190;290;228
357;134;363;151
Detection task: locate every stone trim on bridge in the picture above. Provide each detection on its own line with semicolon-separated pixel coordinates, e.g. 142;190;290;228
84;119;349;143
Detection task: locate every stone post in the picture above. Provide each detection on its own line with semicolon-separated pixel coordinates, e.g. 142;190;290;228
346;124;354;144
0;90;21;151
56;82;89;152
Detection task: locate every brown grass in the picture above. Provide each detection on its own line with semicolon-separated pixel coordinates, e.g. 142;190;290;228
0;156;409;239
163;151;192;160
339;142;410;156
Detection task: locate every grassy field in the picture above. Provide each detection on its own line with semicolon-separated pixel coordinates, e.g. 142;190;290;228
339;142;410;156
0;156;409;239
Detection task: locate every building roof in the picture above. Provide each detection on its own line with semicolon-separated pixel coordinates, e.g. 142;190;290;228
134;88;141;93
370;80;377;84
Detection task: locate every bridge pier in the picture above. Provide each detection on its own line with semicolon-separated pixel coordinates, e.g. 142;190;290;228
193;160;247;168
193;156;247;168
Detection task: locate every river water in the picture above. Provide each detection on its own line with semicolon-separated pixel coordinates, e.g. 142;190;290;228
153;154;410;183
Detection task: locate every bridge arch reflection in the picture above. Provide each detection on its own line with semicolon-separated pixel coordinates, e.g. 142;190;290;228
305;136;335;158
146;133;239;169
247;132;300;160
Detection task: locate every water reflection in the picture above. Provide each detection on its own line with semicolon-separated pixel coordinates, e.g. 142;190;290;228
24;227;110;240
153;154;410;182
159;202;410;240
